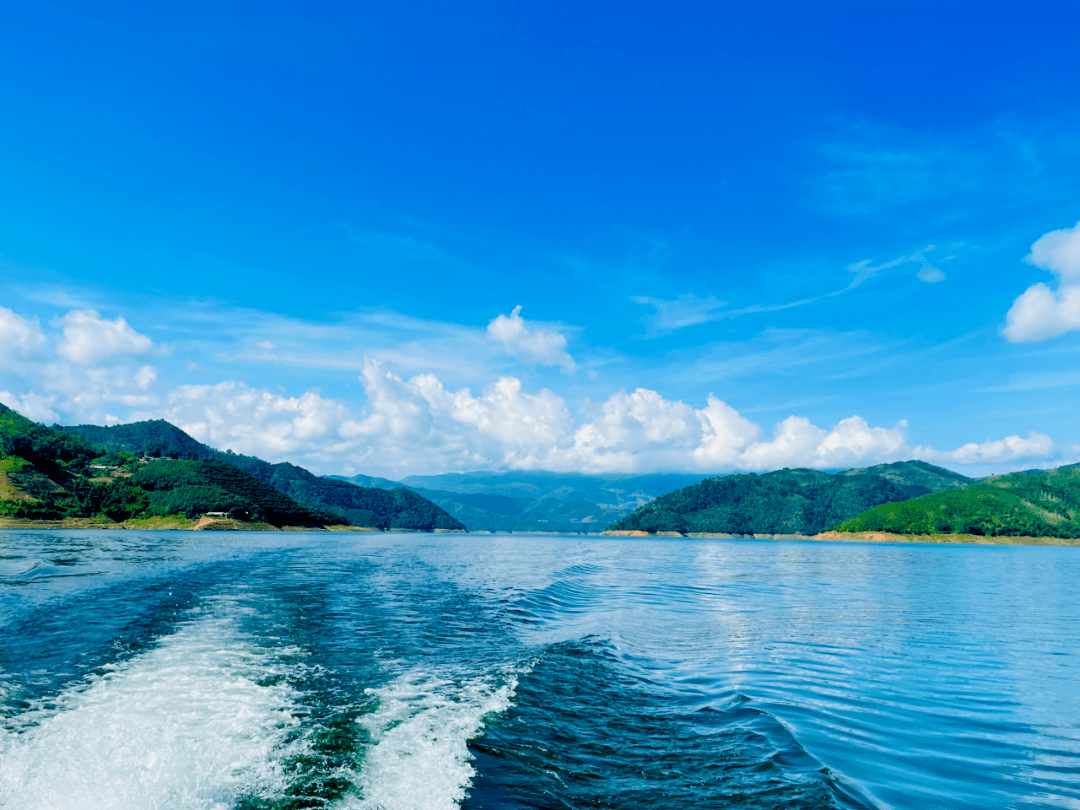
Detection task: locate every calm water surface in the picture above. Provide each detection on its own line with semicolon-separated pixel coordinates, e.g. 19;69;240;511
0;530;1077;810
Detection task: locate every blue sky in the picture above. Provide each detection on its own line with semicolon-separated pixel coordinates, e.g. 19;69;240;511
2;1;1080;477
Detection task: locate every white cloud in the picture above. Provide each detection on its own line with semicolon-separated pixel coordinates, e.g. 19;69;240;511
0;390;60;423
739;415;909;470
1027;221;1080;283
41;364;162;423
914;432;1054;465
108;360;917;477
327;362;911;476
487;306;576;372
1004;222;1080;342
0;307;47;359
153;381;355;462
56;309;154;364
1003;283;1080;343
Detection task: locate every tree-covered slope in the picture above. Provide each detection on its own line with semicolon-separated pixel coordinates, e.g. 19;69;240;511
130;459;343;526
836;460;971;491
837;467;1080;537
64;419;210;459
62;419;465;531
0;405;344;526
0;404;147;521
606;461;971;535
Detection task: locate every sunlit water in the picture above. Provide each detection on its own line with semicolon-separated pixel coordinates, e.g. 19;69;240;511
1;530;1077;810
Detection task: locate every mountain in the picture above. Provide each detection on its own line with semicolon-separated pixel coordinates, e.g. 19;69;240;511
128;458;341;526
605;461;972;536
53;417;464;531
332;470;715;533
836;466;1080;537
62;420;463;531
0;405;339;527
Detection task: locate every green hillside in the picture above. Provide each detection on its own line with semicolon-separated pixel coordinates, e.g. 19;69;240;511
837;467;1080;537
605;461;971;535
0;404;338;526
62;419;464;531
130;458;341;526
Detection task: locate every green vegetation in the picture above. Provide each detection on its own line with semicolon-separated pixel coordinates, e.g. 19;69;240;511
606;461;971;535
130;459;342;526
0;407;339;525
60;417;465;531
837;466;1080;537
264;465;463;530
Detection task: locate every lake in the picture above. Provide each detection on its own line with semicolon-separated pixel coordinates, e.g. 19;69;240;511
1;530;1077;809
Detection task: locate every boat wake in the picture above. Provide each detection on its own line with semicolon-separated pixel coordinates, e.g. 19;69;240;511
343;666;525;810
0;594;309;810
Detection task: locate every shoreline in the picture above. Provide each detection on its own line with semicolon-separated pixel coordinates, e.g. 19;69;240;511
0;516;465;533
3;518;1076;545
603;529;1080;546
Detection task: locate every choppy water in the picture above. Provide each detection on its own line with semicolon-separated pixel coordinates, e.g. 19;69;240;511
0;531;1077;810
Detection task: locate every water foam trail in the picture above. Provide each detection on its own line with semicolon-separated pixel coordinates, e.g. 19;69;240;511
343;667;523;810
0;596;307;810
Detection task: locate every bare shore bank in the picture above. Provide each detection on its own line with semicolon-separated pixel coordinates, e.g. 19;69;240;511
602;528;1080;546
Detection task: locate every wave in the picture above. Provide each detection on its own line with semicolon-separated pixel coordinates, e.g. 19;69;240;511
0;594;309;810
342;665;526;810
463;639;876;810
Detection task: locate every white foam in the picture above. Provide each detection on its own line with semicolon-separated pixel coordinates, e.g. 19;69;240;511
343;668;522;810
0;597;306;810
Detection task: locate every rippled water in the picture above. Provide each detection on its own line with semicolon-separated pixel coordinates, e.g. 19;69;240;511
1;530;1077;810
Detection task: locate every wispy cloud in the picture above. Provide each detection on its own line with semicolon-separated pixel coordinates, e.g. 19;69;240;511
341;226;467;267
842;245;945;291
809;125;981;217
633;245;946;337
631;293;728;335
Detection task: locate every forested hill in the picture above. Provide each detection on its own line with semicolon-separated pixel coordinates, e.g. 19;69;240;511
605;461;972;536
0;405;338;526
62;419;464;531
836;466;1080;538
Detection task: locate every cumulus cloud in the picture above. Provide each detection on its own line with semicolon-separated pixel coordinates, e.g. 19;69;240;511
740;415;909;470
0;390;60;423
914;432;1054;465
0;307;47;359
33;363;162;424
328;361;911;476
1004;221;1080;342
56;309;154;364
487;306;576;372
153;381;356;462
108;360;918;477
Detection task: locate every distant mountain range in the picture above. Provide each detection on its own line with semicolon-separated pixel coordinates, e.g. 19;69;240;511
606;461;972;536
332;470;716;533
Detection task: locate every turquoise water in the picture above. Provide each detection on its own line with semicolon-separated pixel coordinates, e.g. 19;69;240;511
1;530;1077;809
